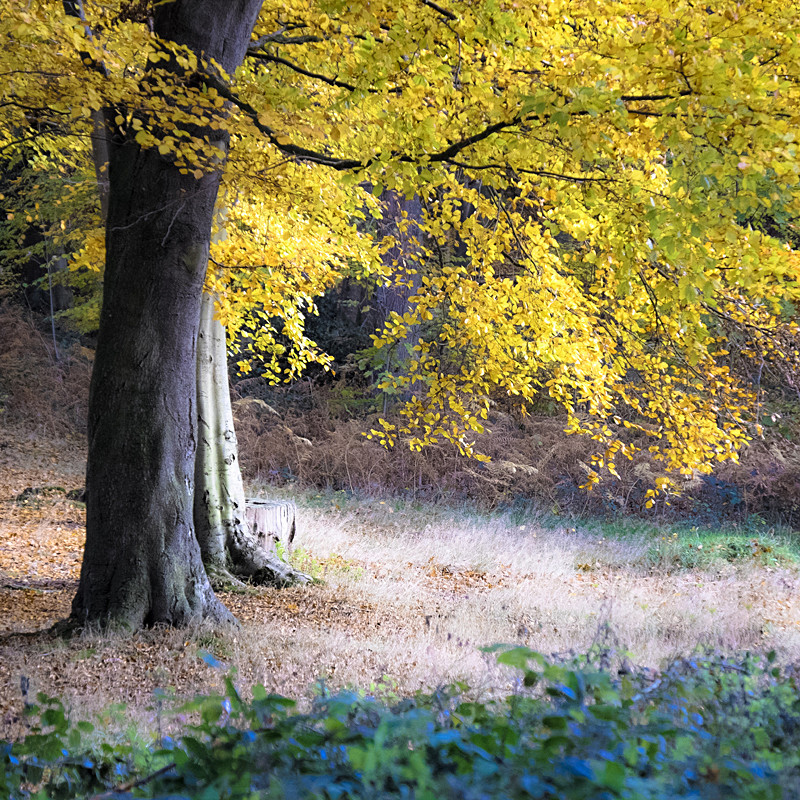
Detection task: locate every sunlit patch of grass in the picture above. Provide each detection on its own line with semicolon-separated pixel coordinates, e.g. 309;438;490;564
270;487;800;677
286;547;364;581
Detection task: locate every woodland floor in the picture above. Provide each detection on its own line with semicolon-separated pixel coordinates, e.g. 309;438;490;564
2;424;800;739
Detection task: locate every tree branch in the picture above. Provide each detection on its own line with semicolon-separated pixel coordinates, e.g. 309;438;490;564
448;160;617;184
418;0;457;21
62;0;110;79
248;51;401;94
207;77;363;169
248;29;324;49
209;72;699;174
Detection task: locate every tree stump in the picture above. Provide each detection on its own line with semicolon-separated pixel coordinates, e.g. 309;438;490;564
245;499;296;556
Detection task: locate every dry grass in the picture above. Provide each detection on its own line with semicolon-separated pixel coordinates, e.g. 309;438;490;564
0;304;90;438
286;495;800;669
3;424;800;739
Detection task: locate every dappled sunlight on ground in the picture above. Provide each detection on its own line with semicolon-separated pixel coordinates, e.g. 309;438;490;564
1;426;799;737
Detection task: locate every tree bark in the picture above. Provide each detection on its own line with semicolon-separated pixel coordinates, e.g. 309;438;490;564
194;293;309;588
71;0;264;629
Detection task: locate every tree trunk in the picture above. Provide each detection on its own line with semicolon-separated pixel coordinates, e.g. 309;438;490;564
194;293;309;588
365;191;424;410
71;0;264;629
368;191;424;359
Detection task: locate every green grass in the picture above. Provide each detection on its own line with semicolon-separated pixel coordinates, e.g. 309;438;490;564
643;530;800;570
287;546;365;581
578;515;800;571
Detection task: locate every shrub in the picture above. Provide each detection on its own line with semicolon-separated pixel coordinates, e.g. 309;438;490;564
3;649;799;799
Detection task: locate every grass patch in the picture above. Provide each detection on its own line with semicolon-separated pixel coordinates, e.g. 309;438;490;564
69;648;96;662
286;546;365;582
551;513;800;573
283;485;800;575
645;530;800;570
193;631;235;662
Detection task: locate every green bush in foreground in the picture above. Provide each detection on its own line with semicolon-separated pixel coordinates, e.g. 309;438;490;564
3;648;800;799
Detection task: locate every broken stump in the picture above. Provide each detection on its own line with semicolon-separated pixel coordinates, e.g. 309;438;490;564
245;498;296;556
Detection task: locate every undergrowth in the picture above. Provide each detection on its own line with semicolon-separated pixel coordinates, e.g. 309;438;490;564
0;304;90;437
2;301;799;529
3;648;800;799
233;376;800;529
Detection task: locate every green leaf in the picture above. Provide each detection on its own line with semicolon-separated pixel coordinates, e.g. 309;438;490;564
598;759;626;792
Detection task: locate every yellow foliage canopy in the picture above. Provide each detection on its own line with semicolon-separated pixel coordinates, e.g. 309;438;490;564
1;0;799;490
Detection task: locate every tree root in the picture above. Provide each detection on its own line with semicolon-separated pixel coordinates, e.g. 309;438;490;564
204;537;312;591
245;551;312;587
204;563;251;593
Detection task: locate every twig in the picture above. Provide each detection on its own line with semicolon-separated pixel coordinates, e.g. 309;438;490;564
89;761;176;799
161;199;188;248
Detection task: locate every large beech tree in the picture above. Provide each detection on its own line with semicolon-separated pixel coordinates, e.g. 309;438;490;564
71;1;265;626
1;0;799;628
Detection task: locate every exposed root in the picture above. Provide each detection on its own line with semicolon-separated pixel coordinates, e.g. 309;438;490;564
248;553;312;587
231;546;312;587
202;539;312;590
223;525;312;587
204;563;250;593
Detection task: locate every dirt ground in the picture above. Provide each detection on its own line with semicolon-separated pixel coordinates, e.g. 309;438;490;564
0;428;471;735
